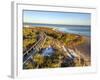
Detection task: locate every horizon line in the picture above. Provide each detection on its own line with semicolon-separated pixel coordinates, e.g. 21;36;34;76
23;22;90;26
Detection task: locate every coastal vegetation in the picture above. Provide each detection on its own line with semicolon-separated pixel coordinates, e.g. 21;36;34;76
23;27;90;69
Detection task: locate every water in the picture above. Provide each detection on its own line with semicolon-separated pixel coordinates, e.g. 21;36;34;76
24;23;91;37
42;47;55;56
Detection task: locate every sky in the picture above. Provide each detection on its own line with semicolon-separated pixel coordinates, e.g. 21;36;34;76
23;10;91;26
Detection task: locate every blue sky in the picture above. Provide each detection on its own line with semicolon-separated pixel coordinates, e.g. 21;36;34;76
23;10;91;25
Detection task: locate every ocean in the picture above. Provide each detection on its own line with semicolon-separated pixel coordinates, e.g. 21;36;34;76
24;23;91;37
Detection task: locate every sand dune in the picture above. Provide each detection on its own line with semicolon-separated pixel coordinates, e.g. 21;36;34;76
76;36;91;63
